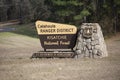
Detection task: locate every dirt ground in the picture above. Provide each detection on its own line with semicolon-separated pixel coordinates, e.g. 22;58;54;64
0;32;120;80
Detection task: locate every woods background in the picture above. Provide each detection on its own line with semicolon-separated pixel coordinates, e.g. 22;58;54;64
0;0;120;35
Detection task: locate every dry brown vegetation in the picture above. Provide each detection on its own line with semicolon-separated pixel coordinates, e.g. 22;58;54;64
0;32;120;80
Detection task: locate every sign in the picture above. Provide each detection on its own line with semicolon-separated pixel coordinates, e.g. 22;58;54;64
36;21;77;50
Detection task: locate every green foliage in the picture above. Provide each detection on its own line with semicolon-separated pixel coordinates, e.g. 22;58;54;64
52;0;83;6
47;0;120;34
52;0;67;6
103;4;108;8
74;15;83;20
74;9;90;20
114;0;120;5
47;0;86;24
56;10;74;16
29;0;50;21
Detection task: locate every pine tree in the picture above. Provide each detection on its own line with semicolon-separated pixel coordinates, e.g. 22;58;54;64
47;0;91;25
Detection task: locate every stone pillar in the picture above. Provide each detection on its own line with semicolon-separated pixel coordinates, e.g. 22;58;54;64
74;23;108;58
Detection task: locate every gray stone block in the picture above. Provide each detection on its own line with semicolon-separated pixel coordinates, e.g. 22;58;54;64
91;41;95;46
91;37;95;41
92;34;99;40
86;39;91;43
89;50;92;53
95;45;100;49
93;49;98;55
92;46;94;50
76;50;81;55
83;42;87;45
86;43;92;50
95;40;99;45
76;43;83;50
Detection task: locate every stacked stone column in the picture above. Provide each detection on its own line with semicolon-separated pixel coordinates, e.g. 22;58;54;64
74;23;108;58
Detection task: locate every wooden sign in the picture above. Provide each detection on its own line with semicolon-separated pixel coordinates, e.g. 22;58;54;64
36;21;77;50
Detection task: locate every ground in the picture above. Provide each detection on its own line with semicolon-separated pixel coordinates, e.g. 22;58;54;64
0;29;120;80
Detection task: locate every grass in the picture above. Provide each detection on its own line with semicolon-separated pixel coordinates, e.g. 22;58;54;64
0;23;120;80
0;32;17;43
0;32;16;37
9;23;38;38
